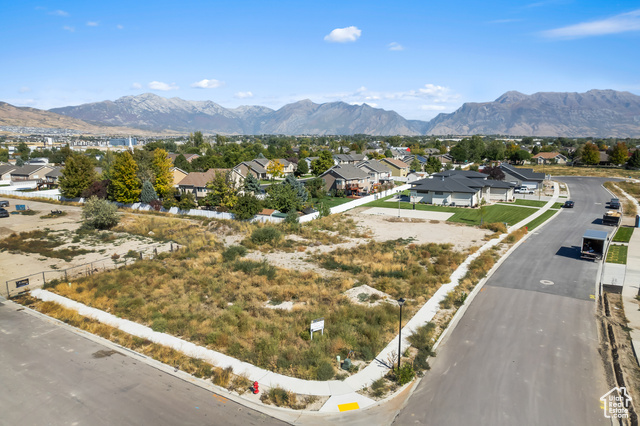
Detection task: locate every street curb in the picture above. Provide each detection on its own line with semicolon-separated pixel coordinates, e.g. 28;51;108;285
3;300;300;425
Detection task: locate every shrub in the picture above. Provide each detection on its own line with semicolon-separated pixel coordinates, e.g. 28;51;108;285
213;366;233;388
222;245;248;262
316;360;335;380
261;387;297;408
250;227;282;245
284;210;300;225
393;363;415;385
82;196;119;230
480;222;507;233
371;378;388;398
151;318;168;332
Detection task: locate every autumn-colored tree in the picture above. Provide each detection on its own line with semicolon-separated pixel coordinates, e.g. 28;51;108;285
59;153;97;198
581;142;600;165
203;172;238;209
109;151;141;203
267;160;284;179
609;142;629;166
151;149;174;199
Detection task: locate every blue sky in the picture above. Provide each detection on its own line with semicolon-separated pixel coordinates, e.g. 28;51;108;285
2;1;639;120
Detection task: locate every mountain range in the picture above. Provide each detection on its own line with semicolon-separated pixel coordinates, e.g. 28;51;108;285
3;89;640;137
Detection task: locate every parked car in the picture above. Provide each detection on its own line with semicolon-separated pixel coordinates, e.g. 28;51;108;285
563;200;575;208
0;200;9;207
609;198;620;209
0;208;9;218
514;186;534;194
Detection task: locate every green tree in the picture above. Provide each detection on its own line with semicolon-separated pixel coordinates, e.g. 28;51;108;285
425;156;442;174
17;142;30;160
609;142;629;166
59;153;97;198
173;154;192;172
0;148;8;162
82;196;119;229
232;193;263;220
449;143;468;163
317;202;331;218
203;172;237;209
306;177;326;199
295;159;309;176
178;192;197;210
132;148;155;183
410;158;422;172
189;131;205;147
140;180;158;203
244;173;262;194
468;135;486;163
581;142;600;165
627;149;640;169
485;140;506;161
283;174;309;204
215;134;227;146
265;183;300;213
384;149;393;158
110;151;141;203
510;149;531;165
151;149;173;199
100;150;117;180
311;151;334;176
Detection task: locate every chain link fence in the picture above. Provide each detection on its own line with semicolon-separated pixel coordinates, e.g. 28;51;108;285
3;242;180;298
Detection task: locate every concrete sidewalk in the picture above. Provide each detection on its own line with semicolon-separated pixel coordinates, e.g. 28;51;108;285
617;186;640;365
28;182;561;416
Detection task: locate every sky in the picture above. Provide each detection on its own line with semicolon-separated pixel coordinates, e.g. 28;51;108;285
2;0;640;121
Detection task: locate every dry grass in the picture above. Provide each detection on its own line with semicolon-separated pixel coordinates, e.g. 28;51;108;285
529;164;640;179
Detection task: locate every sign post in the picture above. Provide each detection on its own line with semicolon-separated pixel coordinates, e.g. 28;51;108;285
310;318;325;341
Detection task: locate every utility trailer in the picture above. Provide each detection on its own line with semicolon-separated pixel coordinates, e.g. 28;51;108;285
602;210;622;226
581;229;608;261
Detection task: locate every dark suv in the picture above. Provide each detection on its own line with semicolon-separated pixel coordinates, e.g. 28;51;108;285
0;208;9;218
0;200;9;207
609;198;620;209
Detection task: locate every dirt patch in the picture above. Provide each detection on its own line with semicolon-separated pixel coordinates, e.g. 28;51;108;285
344;284;394;307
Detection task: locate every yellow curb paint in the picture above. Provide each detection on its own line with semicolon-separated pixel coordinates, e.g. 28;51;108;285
338;402;359;412
590;294;596;300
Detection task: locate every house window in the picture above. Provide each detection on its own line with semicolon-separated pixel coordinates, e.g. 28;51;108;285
336;179;343;185
435;191;443;195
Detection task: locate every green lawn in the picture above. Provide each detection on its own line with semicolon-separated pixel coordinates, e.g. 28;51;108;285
552;202;565;209
364;195;537;226
310;197;353;208
524;210;557;231
613;227;634;243
606;244;628;264
512;199;547;208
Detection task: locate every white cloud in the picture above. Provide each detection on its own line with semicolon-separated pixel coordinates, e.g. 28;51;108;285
190;79;224;89
148;81;179;91
49;10;69;17
19;87;31;93
324;26;361;43
62;26;75;32
87;21;99;27
542;9;640;39
117;24;124;30
131;82;142;90
388;42;404;51
235;91;254;99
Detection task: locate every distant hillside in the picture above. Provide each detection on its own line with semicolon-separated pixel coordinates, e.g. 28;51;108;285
425;89;640;137
5;89;640;137
50;93;428;136
0;102;176;136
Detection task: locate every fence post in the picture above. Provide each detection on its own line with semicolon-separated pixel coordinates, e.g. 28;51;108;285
5;281;9;298
42;271;45;286
65;270;68;281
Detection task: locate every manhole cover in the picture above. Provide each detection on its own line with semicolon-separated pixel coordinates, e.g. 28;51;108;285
540;280;554;286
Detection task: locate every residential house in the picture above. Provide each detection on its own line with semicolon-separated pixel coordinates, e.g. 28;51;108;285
37;167;63;189
10;165;54;182
333;153;367;165
401;155;428;171
381;158;410;177
171;167;189;186
532;152;568;165
356;160;393;192
0;164;17;183
499;164;545;189
231;158;294;185
319;164;371;196
177;169;230;201
410;170;514;206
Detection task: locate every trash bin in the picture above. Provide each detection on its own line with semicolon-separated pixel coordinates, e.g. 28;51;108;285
636;214;640;228
342;358;352;371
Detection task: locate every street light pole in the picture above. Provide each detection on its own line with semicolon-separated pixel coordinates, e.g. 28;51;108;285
397;297;405;371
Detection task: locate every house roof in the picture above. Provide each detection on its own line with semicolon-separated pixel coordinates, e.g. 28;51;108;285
167;153;200;163
382;158;410;169
356;160;392;174
411;176;478;194
532;152;564;159
45;167;63;178
10;165;52;176
333;154;366;163
500;164;545;181
322;164;370;180
257;208;277;216
178;169;230;188
0;164;17;175
432;170;487;179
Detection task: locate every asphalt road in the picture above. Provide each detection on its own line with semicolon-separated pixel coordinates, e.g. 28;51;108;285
0;302;288;426
394;177;614;426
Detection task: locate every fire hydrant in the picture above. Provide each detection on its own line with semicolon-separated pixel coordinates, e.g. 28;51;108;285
253;381;259;394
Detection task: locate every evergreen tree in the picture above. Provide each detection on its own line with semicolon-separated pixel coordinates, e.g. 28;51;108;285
173;154;191;172
59;153;97;198
151;149;173;199
110;151;141;203
140;180;158;203
283;174;309;203
100;150;116;180
627;150;640;169
244;173;262;194
232;193;263;220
